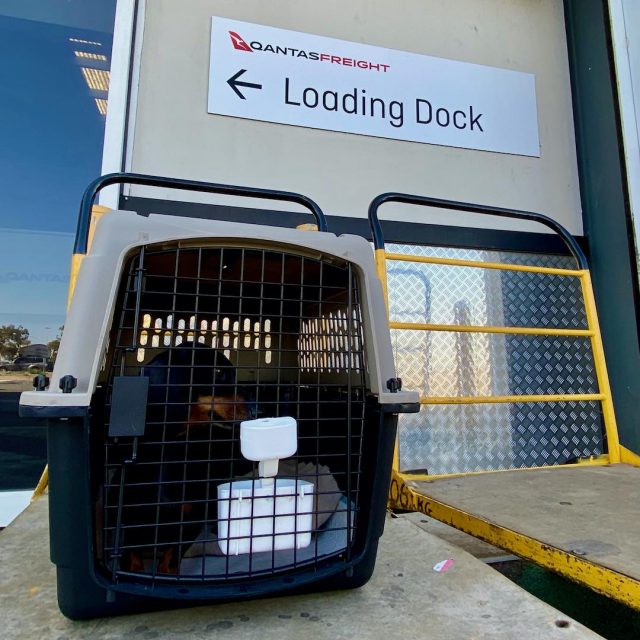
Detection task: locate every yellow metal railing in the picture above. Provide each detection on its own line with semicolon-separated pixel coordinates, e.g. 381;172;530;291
367;191;623;477
376;248;622;480
371;194;640;609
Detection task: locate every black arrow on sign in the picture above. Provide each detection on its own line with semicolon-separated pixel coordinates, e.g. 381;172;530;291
227;69;262;100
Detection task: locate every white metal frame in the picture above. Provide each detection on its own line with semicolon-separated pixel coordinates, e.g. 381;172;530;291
100;0;145;208
609;0;640;278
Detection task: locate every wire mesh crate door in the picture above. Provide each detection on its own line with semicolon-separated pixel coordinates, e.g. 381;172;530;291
96;244;369;584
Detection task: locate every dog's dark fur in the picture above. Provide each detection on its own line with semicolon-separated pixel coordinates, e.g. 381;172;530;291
115;345;252;574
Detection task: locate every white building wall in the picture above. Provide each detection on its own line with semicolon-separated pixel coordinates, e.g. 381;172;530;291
119;0;583;235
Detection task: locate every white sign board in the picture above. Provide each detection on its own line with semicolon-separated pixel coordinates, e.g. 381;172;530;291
208;18;540;157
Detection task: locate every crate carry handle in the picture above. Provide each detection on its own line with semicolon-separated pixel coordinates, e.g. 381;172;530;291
74;172;329;254
367;192;588;269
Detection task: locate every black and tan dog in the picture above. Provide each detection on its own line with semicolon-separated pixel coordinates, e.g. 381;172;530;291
115;345;253;575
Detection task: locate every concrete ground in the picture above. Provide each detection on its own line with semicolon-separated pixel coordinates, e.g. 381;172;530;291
0;496;602;640
400;511;514;561
412;465;640;582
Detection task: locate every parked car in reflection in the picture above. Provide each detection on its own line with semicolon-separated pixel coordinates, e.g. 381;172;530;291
0;355;53;373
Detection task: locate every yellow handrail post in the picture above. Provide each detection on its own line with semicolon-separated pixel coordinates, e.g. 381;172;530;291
580;270;621;463
34;204;111;501
66;204;110;307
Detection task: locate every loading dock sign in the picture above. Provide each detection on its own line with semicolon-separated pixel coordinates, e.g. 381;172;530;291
208;17;540;157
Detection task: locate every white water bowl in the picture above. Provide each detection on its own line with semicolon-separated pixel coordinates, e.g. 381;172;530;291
217;478;314;556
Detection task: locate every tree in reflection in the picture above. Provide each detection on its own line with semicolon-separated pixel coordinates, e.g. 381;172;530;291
0;324;30;361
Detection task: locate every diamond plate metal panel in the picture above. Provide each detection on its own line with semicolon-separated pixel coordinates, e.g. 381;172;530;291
398;403;515;474
510;402;604;468
386;244;604;474
391;330;597;398
504;335;597;395
500;271;587;329
386;245;586;330
496;251;580;269
387;260;489;327
398;402;604;475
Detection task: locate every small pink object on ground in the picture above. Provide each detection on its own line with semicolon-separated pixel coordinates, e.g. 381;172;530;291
433;558;454;573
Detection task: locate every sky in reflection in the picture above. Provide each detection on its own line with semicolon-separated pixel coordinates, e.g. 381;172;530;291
0;4;116;492
0;10;114;345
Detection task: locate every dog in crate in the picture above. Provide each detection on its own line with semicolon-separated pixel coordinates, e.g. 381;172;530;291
112;344;254;574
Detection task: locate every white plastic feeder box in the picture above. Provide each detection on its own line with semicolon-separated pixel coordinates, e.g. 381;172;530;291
217;417;314;555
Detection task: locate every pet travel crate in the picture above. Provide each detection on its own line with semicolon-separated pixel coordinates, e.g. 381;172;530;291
20;174;418;619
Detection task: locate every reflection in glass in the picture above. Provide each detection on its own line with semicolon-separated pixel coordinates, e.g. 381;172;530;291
0;4;116;497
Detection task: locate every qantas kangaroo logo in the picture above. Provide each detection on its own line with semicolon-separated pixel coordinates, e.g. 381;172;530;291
229;31;252;52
